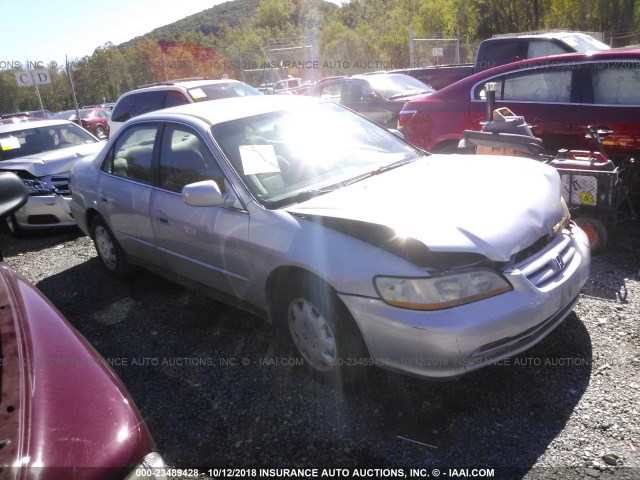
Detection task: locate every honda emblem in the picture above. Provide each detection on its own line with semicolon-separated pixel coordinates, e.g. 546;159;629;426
554;255;565;270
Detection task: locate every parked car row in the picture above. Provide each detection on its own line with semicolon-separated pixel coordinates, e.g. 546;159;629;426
0;78;263;237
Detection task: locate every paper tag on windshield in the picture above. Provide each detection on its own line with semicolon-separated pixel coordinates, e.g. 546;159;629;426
239;145;280;175
190;88;207;99
0;136;20;151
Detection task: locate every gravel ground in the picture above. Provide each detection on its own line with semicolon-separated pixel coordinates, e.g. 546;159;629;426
1;220;639;480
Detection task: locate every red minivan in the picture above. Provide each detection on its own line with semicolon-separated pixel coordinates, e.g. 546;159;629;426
398;50;640;162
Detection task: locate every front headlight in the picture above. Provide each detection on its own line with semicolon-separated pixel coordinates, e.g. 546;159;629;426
553;197;571;236
374;270;512;310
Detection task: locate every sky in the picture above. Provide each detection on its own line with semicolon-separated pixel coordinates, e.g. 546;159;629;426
0;0;343;69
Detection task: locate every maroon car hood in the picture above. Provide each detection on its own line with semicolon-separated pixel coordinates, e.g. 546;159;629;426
0;263;153;479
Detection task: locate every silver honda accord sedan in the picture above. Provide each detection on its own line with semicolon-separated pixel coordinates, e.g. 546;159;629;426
69;95;590;383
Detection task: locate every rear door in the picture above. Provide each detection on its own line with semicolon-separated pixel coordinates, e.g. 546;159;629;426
581;59;640;161
97;123;160;260
470;63;584;154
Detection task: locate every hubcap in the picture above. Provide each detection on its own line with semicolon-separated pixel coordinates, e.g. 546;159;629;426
95;226;117;270
288;297;337;372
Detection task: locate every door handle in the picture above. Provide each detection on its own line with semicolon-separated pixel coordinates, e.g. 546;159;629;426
154;210;169;224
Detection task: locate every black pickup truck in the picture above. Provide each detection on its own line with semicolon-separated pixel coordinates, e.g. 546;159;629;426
391;31;610;90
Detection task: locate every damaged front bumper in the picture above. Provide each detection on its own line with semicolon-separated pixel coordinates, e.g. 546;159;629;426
339;223;591;379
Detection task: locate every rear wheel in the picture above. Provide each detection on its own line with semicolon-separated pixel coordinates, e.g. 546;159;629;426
433;140;462;154
95;125;107;139
276;276;370;387
91;216;136;279
575;216;608;254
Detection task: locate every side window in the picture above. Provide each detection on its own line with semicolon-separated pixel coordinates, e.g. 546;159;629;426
158;125;225;193
319;82;342;101
592;62;640;105
111;92;165;122
479;41;525;70
101;125;158;183
527;40;569;59
164;90;190;108
501;69;573;102
342;82;373;103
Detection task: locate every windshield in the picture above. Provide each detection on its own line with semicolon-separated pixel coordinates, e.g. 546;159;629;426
188;82;262;102
364;74;434;99
212;102;421;208
560;33;611;52
0;123;97;161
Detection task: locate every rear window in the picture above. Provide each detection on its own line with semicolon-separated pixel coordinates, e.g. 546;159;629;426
187;83;261;102
591;62;640;105
112;91;171;122
478;41;525;70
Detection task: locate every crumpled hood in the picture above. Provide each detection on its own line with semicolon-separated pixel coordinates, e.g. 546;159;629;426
287;154;564;262
0;142;103;177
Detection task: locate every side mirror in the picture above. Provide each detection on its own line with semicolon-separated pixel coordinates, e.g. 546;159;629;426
0;172;28;261
182;180;226;207
0;172;28;218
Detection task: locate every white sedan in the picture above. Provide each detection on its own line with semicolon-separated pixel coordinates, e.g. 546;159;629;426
0;120;104;235
70;96;590;385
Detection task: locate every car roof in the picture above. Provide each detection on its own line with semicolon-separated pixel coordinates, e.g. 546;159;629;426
131;78;246;92
487;31;595;41
0;119;75;134
132;95;322;127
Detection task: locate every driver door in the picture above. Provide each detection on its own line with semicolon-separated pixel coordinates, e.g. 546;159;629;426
150;123;251;297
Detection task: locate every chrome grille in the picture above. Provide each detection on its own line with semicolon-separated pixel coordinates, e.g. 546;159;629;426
50;175;70;195
515;233;575;289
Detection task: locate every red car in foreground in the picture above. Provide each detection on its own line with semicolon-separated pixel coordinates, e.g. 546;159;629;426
0;172;165;479
398;50;640;161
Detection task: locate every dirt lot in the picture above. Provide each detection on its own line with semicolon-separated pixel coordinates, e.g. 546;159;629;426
2;221;639;480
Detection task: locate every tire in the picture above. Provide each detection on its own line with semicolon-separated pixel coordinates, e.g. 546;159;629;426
95;126;106;139
4;214;26;238
574;216;608;254
433;140;461;154
91;216;136;279
275;276;370;387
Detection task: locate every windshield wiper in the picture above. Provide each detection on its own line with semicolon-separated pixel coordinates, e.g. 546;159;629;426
274;185;343;208
342;156;419;187
388;90;430;100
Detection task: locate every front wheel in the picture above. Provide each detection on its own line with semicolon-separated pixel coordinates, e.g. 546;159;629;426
276;277;370;387
91;216;136;279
